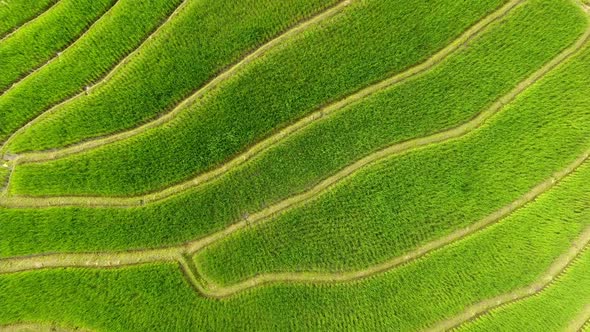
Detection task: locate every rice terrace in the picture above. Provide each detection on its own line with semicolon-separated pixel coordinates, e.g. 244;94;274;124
1;0;590;330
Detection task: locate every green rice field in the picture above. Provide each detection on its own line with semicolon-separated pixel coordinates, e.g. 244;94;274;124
1;0;589;330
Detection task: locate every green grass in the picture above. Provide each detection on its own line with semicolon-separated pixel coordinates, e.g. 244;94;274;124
4;0;341;152
0;0;116;92
192;4;590;284
7;0;535;196
9;0;581;198
2;0;590;329
0;0;182;142
0;0;585;259
458;248;590;331
1;158;590;331
0;0;57;38
6;0;507;155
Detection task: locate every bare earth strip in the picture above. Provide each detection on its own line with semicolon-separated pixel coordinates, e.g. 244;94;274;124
0;0;353;157
566;304;590;332
0;323;90;332
178;253;210;292
0;0;61;43
0;148;588;300
0;0;190;147
0;0;120;96
0;0;534;208
0;163;13;197
425;242;590;332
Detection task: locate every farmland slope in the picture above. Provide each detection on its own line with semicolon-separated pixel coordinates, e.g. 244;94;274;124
0;0;58;39
0;0;182;142
2;156;590;330
0;0;116;92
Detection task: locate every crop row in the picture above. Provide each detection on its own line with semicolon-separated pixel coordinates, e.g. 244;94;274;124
0;0;116;92
5;0;508;162
190;3;590;283
2;155;590;330
6;1;572;196
457;247;590;331
3;0;343;152
0;0;57;39
0;0;182;142
1;0;522;200
0;0;584;259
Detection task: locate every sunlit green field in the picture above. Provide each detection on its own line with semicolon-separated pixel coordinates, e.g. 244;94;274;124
1;0;589;331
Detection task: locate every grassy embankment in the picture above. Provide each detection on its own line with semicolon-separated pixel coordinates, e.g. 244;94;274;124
2;155;590;330
0;0;182;142
11;0;533;196
190;0;590;284
0;0;343;147
0;0;116;92
457;245;590;331
6;0;508;161
0;0;586;260
0;0;57;38
3;0;347;152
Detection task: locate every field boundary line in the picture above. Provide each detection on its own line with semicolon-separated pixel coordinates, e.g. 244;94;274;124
0;0;120;96
424;240;590;332
0;323;91;332
574;0;590;13
0;0;530;207
178;253;210;293
0;0;189;149
566;304;590;332
0;0;353;158
0;0;61;43
0;0;121;97
0;148;588;300
0;162;14;197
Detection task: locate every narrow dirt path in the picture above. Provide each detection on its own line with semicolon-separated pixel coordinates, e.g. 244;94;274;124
0;0;121;97
0;0;61;44
178;253;210;293
0;0;537;207
425;234;590;332
566;304;590;332
0;323;91;332
0;0;353;157
0;162;14;197
0;0;190;149
0;148;587;301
